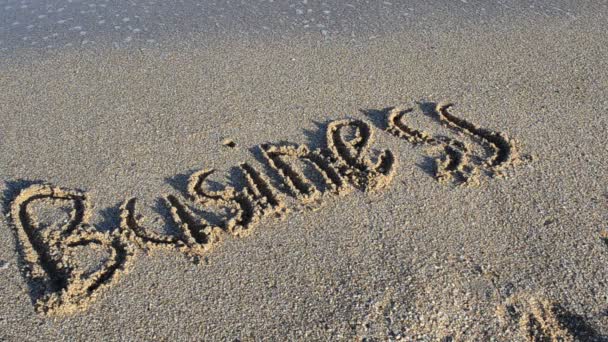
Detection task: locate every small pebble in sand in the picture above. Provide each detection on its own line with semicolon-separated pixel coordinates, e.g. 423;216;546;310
600;229;608;247
222;138;236;148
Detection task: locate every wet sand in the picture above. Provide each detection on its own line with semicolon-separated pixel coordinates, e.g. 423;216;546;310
1;4;608;341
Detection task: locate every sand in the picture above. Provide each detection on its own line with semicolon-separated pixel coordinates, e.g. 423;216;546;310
1;4;608;341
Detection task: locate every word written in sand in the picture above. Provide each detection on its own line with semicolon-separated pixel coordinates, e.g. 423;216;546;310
9;102;520;315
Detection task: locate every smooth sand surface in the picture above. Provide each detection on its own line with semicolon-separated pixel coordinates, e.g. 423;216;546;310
1;5;608;341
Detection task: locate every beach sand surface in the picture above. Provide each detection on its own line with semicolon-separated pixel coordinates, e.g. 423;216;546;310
1;7;608;341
